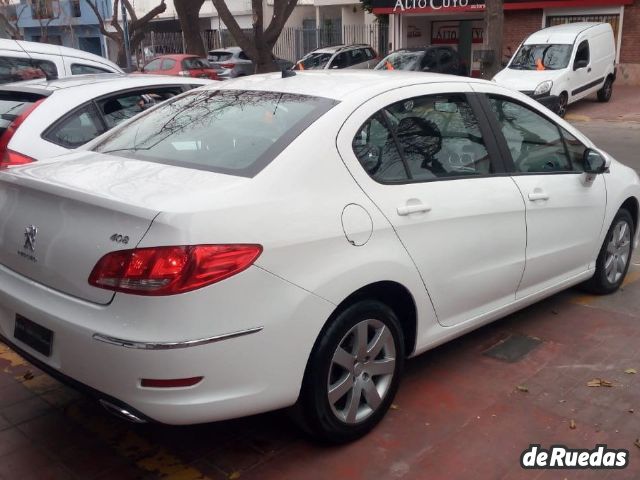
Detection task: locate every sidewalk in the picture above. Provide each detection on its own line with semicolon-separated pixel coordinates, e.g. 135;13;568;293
566;85;640;122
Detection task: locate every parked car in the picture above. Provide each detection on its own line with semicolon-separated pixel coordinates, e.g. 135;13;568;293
493;22;616;117
0;71;638;444
0;73;211;165
0;39;122;84
207;47;294;79
141;54;218;80
375;46;468;76
294;44;378;70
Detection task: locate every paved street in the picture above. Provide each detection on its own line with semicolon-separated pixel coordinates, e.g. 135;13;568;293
0;90;640;480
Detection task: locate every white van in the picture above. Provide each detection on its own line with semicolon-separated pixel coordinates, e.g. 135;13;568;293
493;22;616;117
0;39;123;84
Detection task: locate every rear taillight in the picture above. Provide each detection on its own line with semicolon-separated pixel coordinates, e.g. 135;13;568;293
88;244;262;296
0;98;43;168
177;70;190;77
219;63;235;69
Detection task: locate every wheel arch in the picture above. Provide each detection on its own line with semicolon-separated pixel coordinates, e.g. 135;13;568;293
620;196;639;232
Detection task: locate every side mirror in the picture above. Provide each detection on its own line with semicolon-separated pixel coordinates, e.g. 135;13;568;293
574;59;588;71
583;148;609;174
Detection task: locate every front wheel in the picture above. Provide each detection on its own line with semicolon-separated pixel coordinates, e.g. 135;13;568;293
597;77;614;102
294;300;404;443
582;209;635;294
556;92;568;117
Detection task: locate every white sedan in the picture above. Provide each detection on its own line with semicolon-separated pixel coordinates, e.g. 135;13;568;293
0;74;212;166
0;71;638;443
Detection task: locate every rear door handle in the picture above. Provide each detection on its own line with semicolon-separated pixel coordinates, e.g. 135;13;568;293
397;203;432;216
528;191;550;201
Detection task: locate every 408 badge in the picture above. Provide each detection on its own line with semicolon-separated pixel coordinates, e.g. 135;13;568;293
521;444;629;470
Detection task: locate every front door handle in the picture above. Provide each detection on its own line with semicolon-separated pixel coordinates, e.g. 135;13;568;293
528;191;550;201
588;67;592;73
397;203;432;216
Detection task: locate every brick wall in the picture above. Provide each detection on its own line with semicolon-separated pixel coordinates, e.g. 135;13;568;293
621;0;640;64
502;10;543;56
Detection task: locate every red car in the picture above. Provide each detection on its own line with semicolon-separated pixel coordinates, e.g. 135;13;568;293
141;54;218;80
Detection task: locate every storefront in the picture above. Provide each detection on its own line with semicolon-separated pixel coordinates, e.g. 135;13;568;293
371;0;639;81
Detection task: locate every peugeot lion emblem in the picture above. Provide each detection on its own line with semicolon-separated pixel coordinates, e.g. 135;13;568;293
23;225;38;252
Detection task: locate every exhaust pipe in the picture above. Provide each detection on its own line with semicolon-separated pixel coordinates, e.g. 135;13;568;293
99;399;147;424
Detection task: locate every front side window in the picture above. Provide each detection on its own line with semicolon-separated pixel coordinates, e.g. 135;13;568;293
574;40;590;69
353;94;491;182
182;57;210;70
44;104;104;148
331;52;350;69
161;58;176;70
510;44;572;70
144;59;162;72
488;96;580;173
94;90;337;177
298;52;332;70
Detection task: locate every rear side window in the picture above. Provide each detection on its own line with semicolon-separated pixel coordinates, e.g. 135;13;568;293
93;89;337;177
0;56;57;83
44;104;104;148
71;64;111;75
209;52;233;62
0;91;46;133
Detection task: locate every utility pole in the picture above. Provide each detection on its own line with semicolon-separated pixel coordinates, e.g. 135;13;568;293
122;2;132;70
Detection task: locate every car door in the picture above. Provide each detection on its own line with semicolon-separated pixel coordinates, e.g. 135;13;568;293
436;47;458;75
475;86;607;298
570;39;595;102
337;83;526;327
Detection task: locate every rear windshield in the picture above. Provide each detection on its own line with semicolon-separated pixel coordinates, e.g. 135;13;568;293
209;52;233;62
183;57;211;69
0;91;45;133
93;89;337;177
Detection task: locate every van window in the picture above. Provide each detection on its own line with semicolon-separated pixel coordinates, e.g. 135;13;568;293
574;40;590;69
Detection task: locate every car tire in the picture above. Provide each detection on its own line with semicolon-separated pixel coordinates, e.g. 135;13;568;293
556;92;568;118
597;76;614;102
294;300;405;443
582;209;635;294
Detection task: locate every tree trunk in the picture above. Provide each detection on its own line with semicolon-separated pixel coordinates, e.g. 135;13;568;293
483;0;504;79
254;44;278;73
175;0;205;56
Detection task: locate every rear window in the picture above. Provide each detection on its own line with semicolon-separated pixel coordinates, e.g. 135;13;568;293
209;52;233;62
0;56;57;84
0;91;45;133
183;57;211;69
93;89;337;177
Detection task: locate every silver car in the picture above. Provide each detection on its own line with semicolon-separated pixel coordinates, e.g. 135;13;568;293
207;46;294;79
294;44;379;70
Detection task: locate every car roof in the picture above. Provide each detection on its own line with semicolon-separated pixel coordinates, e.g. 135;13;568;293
524;22;606;44
213;70;473;101
3;73;211;92
311;44;370;54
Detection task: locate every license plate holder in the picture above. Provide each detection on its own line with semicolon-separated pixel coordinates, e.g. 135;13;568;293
14;315;53;357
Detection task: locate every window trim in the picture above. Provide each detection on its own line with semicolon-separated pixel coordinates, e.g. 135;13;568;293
477;93;586;176
41;84;194;148
351;92;509;186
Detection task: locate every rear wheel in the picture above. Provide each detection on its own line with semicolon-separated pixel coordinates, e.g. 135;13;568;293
556;92;568;117
597;76;614;102
582;209;634;294
295;300;404;443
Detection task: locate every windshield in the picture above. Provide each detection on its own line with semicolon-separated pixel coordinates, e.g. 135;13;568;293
297;53;332;70
375;51;424;71
94;89;337;177
509;44;572;70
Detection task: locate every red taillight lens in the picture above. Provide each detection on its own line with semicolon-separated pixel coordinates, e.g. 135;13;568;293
141;377;203;388
0;98;44;167
0;150;36;169
219;63;235;69
88;244;262;295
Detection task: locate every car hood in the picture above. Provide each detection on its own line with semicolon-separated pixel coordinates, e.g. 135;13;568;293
493;67;565;92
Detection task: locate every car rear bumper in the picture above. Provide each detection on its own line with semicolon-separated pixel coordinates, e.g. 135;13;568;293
0;262;334;424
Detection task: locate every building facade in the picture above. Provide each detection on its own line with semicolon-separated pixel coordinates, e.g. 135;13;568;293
371;0;640;83
16;0;112;56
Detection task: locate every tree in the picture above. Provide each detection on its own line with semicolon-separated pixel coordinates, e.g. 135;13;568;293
482;0;503;78
0;0;26;39
174;0;205;56
29;0;62;42
84;0;167;67
209;0;298;73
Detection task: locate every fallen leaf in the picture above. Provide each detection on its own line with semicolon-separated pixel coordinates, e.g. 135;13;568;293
600;380;613;387
559;399;566;403
390;404;399;410
229;472;241;480
587;378;614;387
629;409;635;414
625;368;637;375
516;385;529;393
635;439;640;449
569;419;576;430
22;370;34;381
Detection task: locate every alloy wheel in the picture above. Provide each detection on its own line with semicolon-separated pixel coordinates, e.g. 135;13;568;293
327;318;396;424
604;219;632;284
